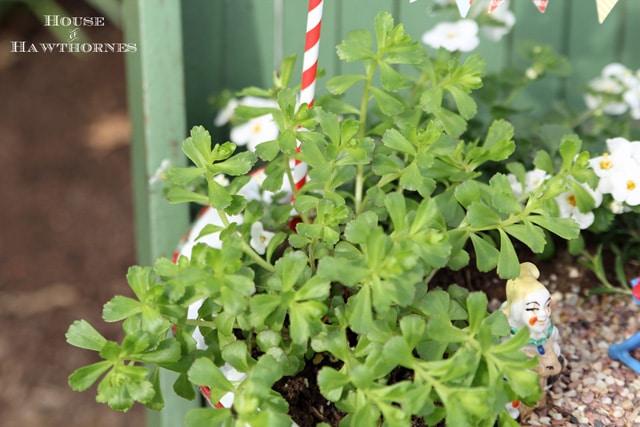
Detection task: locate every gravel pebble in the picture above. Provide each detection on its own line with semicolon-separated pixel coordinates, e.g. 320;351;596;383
522;293;640;426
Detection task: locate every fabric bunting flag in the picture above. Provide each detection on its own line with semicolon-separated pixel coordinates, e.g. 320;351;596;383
597;0;620;23
456;0;472;17
489;0;548;13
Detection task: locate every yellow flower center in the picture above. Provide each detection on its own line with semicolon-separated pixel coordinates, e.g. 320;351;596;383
252;122;262;134
567;194;577;207
628;180;637;191
599;153;613;170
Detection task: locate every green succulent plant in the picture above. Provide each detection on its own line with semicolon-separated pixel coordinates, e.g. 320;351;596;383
67;11;593;427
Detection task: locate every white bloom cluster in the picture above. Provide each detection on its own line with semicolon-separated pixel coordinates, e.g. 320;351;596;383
585;63;640;119
507;138;640;230
215;96;280;152
589;137;640;207
420;0;515;52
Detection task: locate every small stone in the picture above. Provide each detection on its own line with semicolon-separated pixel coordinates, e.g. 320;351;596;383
612;408;624;418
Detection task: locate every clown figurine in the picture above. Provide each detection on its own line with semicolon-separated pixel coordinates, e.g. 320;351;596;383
502;262;564;419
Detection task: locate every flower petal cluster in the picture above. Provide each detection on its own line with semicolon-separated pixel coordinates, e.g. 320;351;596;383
215;96;280;152
584;63;640;119
507;168;549;200
555;182;603;230
422;19;480;52
418;0;515;51
590;137;640;206
473;0;516;42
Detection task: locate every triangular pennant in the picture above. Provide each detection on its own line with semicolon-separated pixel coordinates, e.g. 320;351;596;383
532;0;549;13
489;0;548;14
597;0;620;23
488;0;506;13
456;0;473;18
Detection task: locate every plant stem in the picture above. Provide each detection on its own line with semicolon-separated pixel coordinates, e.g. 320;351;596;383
284;153;311;224
355;61;378;214
185;319;218;329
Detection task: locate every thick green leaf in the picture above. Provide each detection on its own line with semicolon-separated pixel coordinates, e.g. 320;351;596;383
382;128;416;155
66;319;108;351
327;74;367;95
102;296;142;322
182;126;212;168
379;61;409;91
187;357;234;392
185;408;233;427
469;233;499;272
504;221;546;254
466;292;488;334
467;202;502;228
427;314;467;343
166;187;209;205
497;229;519;278
370;87;405;116
318;367;350;402
68;361;112;391
529;215;579;239
134;339;181;364
447;85;477;120
347;285;373;334
433;108;466;136
336;29;375;62
289;300;326;344
222;341;253;373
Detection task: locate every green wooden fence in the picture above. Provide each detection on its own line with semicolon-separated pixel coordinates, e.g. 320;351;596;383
121;1;640;425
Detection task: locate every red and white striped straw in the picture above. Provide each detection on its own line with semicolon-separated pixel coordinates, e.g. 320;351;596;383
300;0;323;108
293;0;324;193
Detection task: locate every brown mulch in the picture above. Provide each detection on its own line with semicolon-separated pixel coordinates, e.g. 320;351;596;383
2;2;640;427
0;3;143;427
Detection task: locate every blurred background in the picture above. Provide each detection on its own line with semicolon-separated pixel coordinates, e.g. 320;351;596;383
0;0;143;425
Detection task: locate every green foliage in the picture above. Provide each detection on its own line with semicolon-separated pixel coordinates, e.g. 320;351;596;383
67;12;594;426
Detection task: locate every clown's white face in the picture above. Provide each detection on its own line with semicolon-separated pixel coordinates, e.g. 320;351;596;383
521;288;551;337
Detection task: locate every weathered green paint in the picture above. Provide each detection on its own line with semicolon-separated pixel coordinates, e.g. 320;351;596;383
122;1;196;426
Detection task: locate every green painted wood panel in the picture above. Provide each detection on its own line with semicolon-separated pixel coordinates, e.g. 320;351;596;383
181;0;640;133
122;1;197;426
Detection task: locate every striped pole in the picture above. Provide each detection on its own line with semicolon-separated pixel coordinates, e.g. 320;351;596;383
294;0;324;193
300;0;323;108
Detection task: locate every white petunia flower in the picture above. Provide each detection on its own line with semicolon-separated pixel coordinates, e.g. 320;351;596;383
230;114;280;152
623;83;640;119
607;169;640;206
602;63;637;87
507;168;549;200
214;174;230;186
421;20;479;52
214;98;239;126
250;222;275;255
215;96;279;127
590;138;640;192
148;159;171;185
238;168;293;204
555;183;602;230
479;0;515;42
584;76;628;115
